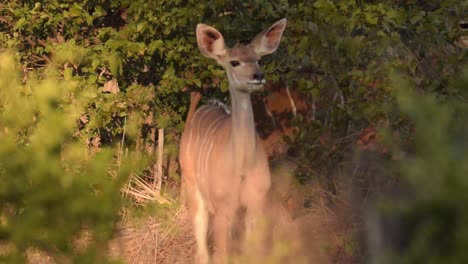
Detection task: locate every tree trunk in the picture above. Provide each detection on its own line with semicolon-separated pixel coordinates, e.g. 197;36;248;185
153;128;164;194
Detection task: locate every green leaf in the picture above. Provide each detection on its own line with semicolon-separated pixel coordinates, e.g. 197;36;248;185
136;22;147;32
365;12;378;25
69;4;82;17
14;18;26;30
156;114;170;128
193;78;201;87
93;6;104;17
108;54;122;77
148;40;164;52
410;11;425;25
220;80;228;92
63;67;73;80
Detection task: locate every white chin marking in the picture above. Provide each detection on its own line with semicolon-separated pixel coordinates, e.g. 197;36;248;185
248;79;266;85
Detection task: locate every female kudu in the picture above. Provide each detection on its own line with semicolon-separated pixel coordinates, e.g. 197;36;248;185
179;18;287;263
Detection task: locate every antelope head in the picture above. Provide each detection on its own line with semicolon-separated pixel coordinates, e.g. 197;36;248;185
196;18;287;93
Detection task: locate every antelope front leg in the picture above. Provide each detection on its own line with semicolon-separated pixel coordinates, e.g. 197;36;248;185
195;192;210;263
212;208;235;264
188;185;210;264
245;194;268;247
241;157;271;256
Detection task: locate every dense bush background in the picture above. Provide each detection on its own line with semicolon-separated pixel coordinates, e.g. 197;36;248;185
0;0;466;263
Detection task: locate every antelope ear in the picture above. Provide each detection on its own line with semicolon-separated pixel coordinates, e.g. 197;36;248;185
196;24;227;61
249;18;287;56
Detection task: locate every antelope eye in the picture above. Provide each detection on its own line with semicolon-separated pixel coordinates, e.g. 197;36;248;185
230;61;240;67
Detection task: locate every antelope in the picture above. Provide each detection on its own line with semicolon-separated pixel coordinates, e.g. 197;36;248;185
179;19;287;263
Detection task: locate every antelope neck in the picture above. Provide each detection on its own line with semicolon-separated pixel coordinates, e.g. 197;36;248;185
228;85;257;176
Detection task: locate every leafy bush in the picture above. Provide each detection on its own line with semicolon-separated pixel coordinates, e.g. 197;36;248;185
1;0;465;167
0;52;139;263
378;70;468;264
288;0;466;178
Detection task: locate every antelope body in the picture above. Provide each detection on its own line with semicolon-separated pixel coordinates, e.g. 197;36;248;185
179;19;287;263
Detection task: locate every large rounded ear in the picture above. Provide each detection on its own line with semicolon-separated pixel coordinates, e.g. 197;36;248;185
249;18;287;57
196;24;227;61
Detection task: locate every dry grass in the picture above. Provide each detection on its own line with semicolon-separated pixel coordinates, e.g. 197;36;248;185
111;159;363;264
26;248;55;264
111;208;195;264
112;172;194;264
123;171;175;206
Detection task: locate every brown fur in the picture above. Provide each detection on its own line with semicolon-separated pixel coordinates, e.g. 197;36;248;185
179;19;287;263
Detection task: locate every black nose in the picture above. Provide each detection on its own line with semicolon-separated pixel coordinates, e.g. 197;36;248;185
253;72;264;81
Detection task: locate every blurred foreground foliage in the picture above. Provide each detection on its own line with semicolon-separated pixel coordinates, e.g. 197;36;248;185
378;70;468;264
0;0;466;262
0;52;141;262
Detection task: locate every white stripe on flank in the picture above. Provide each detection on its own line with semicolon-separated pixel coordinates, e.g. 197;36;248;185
197;114;226;189
187;106;217;156
201;116;226;200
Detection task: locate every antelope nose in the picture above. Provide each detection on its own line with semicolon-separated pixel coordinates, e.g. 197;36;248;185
253;72;264;81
